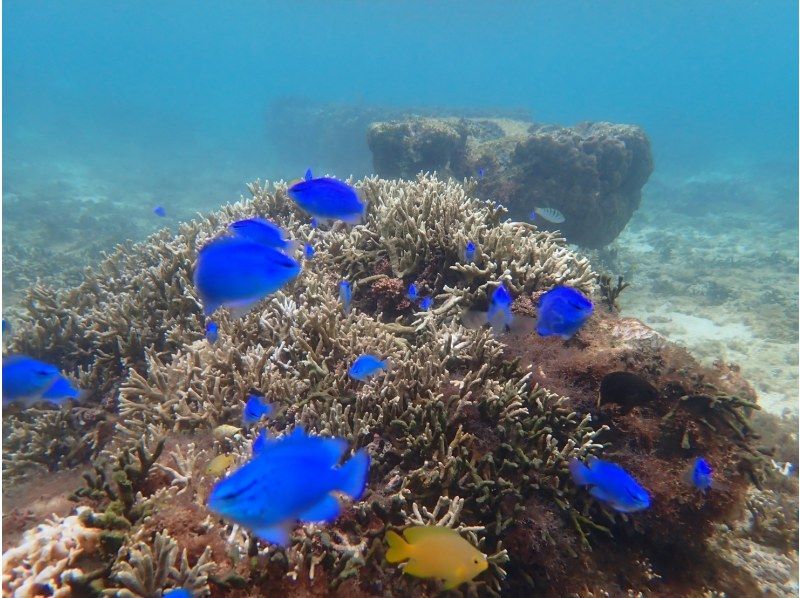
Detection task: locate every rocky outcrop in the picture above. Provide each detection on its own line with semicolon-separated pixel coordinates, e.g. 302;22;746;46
367;117;653;247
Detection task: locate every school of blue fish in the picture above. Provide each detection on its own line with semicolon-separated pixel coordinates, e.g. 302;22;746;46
0;172;728;590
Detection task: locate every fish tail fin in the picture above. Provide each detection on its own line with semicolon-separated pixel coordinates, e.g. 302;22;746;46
569;458;593;486
338;449;370;500
385;530;410;563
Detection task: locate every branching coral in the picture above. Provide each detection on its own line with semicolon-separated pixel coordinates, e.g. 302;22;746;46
105;529;213;597
598;272;630;312
2;174;766;595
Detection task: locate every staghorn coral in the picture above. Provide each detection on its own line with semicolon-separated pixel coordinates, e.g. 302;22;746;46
105;529;213;597
598;272;630;312
2;404;112;482
1;174;770;595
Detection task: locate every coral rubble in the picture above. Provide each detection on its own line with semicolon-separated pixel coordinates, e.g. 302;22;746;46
2;174;787;596
367;117;653;247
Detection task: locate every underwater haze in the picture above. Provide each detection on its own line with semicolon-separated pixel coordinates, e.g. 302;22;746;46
5;0;798;410
5;1;798;183
3;2;800;596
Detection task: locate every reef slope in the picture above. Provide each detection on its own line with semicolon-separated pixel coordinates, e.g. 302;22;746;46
2;175;788;597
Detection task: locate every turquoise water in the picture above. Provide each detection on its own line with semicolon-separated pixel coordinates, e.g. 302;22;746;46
3;3;799;595
4;1;797;401
5;0;797;192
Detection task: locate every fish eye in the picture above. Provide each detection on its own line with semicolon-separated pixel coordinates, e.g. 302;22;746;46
474;558;479;564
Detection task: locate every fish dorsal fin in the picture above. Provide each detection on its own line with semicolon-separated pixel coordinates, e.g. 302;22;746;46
280;427;348;465
305;168;313;181
403;525;460;543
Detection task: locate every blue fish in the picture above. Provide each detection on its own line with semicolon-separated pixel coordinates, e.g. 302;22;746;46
163;589;193;598
310;217;319;229
193;237;301;317
228;218;297;253
205;321;219;344
339;280;352;315
684;457;714;492
3;355;68;405
40;375;81;402
569;457;650;513
304;243;315;259
305;168;313;181
407;283;418;301
288;175;365;224
2;319;10;336
464;240;476;263
536;286;593;340
207;426;369;546
243;394;273;425
348;354;388;381
153;206;167;217
529;210;537;221
486;283;513;334
419;296;433;311
478;167;485;180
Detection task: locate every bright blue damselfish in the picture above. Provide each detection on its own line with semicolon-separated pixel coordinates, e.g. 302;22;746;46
3;355;69;405
243;394;273;426
569;457;650;513
207;426;369;546
205;321;219;344
419;296;433;311
228;218;296;253
304;243;315;259
339;280;352;315
687;457;714;491
40;375;81;401
536;286;593;340
153;206;167;217
407;283;418;301
464;240;476;263
486;283;513;335
348;354;388;381
163;588;193;598
288;174;365;224
193;236;301;317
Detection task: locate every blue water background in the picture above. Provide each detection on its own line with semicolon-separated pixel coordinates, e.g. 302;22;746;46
5;0;797;208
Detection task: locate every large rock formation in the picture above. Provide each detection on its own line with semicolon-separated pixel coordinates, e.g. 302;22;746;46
367;117;654;248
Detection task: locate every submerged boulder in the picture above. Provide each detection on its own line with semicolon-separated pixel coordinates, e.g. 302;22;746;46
367;117;654;248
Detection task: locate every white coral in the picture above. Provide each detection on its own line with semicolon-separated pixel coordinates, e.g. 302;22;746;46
1;507;101;598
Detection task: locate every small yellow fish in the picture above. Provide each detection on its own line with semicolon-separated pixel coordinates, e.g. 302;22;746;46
385;526;488;589
212;424;241;440
206;454;236;477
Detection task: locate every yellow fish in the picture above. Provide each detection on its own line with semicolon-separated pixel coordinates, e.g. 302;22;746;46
212;424;241;440
385;526;488;589
206;454;236;477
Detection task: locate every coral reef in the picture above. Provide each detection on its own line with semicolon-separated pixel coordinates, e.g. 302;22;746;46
1;174;783;596
367;117;653;247
1;506;102;597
